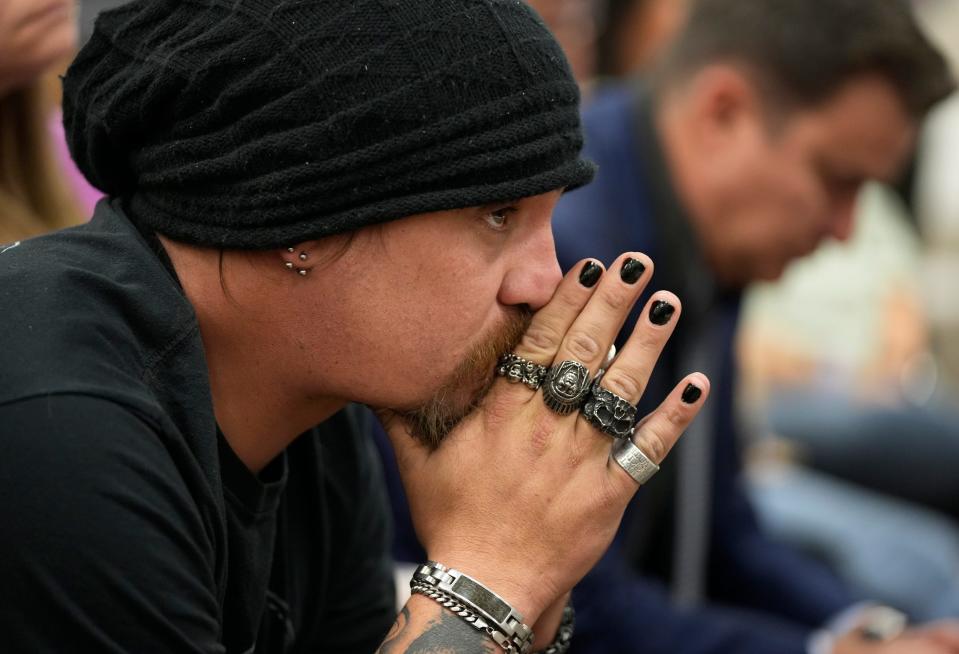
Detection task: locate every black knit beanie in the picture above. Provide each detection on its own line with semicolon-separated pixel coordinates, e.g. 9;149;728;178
63;0;595;249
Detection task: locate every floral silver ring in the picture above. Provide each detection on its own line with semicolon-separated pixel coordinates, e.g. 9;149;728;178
495;353;550;391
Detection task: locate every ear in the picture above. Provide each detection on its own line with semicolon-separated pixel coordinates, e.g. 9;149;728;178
687;63;763;149
279;240;323;276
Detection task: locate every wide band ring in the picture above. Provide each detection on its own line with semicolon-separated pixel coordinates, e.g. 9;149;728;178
542;360;592;415
611;437;660;485
581;380;638;439
495;353;550;390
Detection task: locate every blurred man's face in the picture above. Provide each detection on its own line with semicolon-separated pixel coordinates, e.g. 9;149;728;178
702;73;916;285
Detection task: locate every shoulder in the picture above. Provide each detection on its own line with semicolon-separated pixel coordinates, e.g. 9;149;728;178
0;393;211;550
0;203;198;408
0;394;222;650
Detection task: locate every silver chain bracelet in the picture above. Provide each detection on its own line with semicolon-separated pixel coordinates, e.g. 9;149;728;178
410;583;524;652
410;582;575;654
411;562;534;653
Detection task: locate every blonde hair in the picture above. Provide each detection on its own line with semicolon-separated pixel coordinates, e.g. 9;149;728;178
0;74;84;244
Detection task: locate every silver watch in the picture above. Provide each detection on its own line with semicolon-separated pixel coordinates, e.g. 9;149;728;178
412;561;534;653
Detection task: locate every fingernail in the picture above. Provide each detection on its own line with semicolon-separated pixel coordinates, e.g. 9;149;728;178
579;261;602;288
649;300;675;326
620;258;646;284
682;384;702;404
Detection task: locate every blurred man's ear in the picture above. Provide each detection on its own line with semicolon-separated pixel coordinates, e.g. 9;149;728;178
687;64;765;152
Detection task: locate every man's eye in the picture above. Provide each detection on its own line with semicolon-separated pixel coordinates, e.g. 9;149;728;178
483;208;513;231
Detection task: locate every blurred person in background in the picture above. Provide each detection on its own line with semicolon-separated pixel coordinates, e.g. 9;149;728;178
736;0;959;620
524;0;602;87
595;0;691;79
0;0;99;244
551;0;959;653
741;181;959;620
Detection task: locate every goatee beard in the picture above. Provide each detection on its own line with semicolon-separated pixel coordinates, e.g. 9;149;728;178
396;307;533;450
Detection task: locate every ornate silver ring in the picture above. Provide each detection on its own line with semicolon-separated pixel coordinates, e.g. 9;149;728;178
542;360;592;415
495;353;550;391
581;380;638;439
611;437;660;485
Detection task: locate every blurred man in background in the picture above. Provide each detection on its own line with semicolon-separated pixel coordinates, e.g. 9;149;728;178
552;0;959;652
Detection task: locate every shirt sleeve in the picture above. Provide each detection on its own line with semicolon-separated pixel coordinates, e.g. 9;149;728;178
0;394;224;653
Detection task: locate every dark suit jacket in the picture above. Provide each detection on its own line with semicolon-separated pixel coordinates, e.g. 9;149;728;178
550;83;854;654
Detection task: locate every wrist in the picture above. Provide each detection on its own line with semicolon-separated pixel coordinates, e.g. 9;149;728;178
426;550;554;622
532;592;570;649
412;561;536;653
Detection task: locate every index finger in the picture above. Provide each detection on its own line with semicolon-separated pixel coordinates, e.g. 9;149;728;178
510;258;610;366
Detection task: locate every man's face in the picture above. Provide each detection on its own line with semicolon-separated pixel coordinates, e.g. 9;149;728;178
700;74;916;285
307;190;564;444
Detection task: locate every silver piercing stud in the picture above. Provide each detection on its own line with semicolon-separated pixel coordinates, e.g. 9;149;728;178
287;247;295;253
285;262;295;270
299;252;308;261
298;269;308;276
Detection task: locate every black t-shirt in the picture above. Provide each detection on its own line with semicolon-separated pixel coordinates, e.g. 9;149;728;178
0;201;395;652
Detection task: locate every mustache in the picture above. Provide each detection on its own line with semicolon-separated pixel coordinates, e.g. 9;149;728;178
396;306;533;450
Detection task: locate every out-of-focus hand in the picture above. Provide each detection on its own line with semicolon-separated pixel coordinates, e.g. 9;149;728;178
917;621;959;651
381;253;710;623
834;623;959;654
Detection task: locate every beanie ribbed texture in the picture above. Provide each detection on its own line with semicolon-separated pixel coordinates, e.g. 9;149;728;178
63;0;595;249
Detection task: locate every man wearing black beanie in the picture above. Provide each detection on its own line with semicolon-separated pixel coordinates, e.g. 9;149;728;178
0;1;710;652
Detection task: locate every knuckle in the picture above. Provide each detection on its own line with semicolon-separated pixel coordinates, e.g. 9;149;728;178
520;323;563;355
634;328;662;351
528;413;555;455
635;423;669;463
556;286;588;311
566;450;585;469
601;370;643;401
599;475;627;508
665;404;688;428
481;394;514;430
565;330;603;361
597;288;629;313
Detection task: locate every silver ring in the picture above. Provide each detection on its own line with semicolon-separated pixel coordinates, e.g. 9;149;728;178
542;360;592;415
611;437;660;485
581;380;637;439
495;353;550;390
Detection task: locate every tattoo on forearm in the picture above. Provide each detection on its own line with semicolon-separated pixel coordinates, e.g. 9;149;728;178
377;602;497;653
379;606;412;653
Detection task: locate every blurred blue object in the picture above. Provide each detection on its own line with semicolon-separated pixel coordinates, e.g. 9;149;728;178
749;463;959;620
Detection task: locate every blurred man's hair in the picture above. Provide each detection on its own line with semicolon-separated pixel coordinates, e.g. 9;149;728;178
652;0;955;118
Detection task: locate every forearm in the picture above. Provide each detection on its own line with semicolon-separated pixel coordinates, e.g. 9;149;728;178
377;595;499;653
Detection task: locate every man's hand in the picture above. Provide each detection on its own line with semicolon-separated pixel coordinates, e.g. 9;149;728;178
381;252;709;624
834;621;959;654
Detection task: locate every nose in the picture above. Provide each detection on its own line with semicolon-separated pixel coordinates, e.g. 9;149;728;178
497;229;563;311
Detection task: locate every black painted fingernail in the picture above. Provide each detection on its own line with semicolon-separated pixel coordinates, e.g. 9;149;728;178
620;258;646;284
649;300;676;326
682;384;702;404
579;261;603;288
